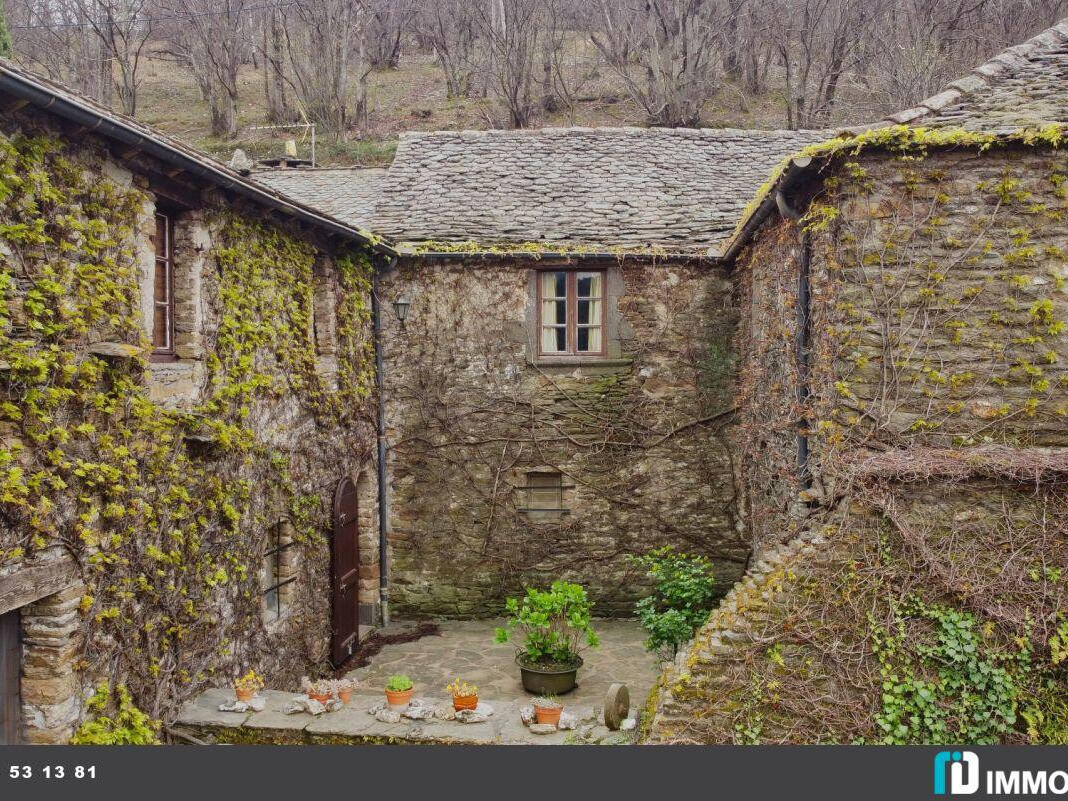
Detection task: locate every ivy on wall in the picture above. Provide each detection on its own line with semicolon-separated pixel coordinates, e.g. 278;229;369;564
723;128;1068;745
0;130;376;722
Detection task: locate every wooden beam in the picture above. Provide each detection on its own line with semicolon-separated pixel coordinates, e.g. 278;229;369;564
0;98;29;113
0;555;78;616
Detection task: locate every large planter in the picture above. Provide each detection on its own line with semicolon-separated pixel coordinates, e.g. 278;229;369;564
516;655;583;695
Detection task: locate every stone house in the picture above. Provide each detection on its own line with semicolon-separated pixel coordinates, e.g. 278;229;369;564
648;19;1068;743
0;59;387;742
3;11;1068;746
260;127;827;616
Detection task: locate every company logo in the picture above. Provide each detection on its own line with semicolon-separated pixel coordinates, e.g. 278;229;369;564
934;751;1068;796
935;751;980;795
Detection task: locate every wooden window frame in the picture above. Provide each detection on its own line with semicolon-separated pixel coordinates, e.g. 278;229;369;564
536;269;607;358
150;210;176;363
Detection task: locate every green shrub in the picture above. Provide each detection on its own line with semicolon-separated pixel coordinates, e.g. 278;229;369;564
631;546;717;658
386;674;413;692
71;683;160;745
870;598;1027;744
495;580;598;665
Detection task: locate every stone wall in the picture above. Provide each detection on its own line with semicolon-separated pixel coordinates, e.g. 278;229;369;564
378;254;745;616
649;136;1068;744
735;140;1068;559
0;105;379;740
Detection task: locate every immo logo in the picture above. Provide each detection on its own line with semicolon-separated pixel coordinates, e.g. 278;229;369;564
934;751;1068;796
935;751;980;795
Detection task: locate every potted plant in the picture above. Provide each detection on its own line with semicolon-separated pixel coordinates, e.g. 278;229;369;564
495;580;599;695
445;679;479;711
532;695;563;726
384;674;414;708
337;678;356;704
300;676;335;705
233;670;265;703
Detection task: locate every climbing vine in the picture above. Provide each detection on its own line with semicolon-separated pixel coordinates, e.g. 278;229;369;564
0;129;376;723
721;127;1068;744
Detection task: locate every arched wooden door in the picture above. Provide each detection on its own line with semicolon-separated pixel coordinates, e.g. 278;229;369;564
331;476;360;666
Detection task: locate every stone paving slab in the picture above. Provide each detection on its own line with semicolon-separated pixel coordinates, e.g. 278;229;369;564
176;690;619;745
176;688;253;728
175;618;653;745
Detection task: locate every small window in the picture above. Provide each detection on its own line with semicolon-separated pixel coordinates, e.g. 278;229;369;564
263;524;297;623
518;471;570;520
151;211;175;361
538;270;605;356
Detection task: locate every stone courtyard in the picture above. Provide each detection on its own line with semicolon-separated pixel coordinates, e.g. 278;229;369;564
176;618;659;745
346;618;657;707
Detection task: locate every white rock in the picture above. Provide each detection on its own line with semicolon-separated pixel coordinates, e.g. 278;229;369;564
283;695;326;716
433;706;457;721
519;705;534;725
367;700;386;716
473;702;494;717
529;723;557;735
455;709;489;724
375;707;402;724
403;702;436;720
620;717;637;731
558;712;577;730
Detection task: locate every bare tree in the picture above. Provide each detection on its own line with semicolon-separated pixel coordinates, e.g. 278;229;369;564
76;0;154;115
589;0;726;127
8;0;114;106
365;0;415;70
417;0;482;99
260;0;294;123
766;0;870;128
282;0;369;133
479;0;543;127
162;0;251;137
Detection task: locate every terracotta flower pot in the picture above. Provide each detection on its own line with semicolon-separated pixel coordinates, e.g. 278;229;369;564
452;694;478;711
534;704;563;726
308;691;332;704
385;688;413;708
338;688;353;704
235;688;255;703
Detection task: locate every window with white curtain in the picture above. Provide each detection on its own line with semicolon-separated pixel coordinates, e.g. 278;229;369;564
538;270;605;356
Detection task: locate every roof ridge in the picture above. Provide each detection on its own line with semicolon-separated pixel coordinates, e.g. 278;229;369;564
399;125;832;139
886;16;1068;125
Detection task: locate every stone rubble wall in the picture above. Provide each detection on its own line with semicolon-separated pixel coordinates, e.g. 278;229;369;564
378;255;746;616
0;104;379;741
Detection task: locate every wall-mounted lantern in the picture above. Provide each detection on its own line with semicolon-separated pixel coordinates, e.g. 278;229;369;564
392;295;411;324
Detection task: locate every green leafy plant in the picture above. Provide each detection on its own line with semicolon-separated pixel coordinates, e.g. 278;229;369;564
386;674;413;692
631;546;717;658
870;598;1028;744
495;580;599;666
71;683;160;745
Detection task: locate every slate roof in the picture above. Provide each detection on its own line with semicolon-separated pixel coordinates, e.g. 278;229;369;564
254;167;387;230
366;127;829;256
888;17;1068;131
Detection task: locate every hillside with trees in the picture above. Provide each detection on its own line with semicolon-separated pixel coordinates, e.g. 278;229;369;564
4;0;1068;165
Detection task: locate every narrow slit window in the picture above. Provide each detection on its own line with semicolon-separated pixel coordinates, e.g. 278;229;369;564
538;270;605;356
263;524;296;623
151;211;175;359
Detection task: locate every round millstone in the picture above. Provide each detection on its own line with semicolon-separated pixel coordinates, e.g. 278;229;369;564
603;682;630;730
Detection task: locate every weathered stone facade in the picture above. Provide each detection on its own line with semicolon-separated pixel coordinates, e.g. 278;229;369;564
0;101;380;741
378;254;745;616
648;134;1068;744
